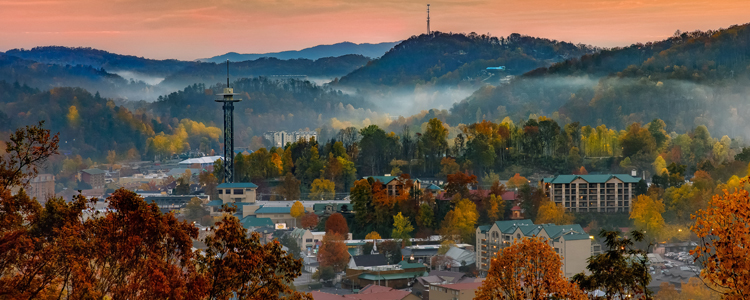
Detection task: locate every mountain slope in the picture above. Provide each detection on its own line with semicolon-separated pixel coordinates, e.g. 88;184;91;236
3;46;195;77
451;23;750;139
201;41;398;62
336;32;597;88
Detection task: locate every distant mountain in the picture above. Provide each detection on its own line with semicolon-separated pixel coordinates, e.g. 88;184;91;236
159;55;370;87
200;42;398;62
450;23;750;139
335;32;597;88
3;46;196;77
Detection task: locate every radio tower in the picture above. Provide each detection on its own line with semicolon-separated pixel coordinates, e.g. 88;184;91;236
216;60;241;183
426;4;431;34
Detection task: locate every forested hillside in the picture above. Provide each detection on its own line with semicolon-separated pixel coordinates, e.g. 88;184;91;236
336;32;597;87
4;46;195;77
452;23;750;140
159;55;370;87
150;77;373;146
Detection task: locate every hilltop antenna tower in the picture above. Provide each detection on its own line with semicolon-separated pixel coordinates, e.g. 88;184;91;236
216;60;242;183
427;4;431;34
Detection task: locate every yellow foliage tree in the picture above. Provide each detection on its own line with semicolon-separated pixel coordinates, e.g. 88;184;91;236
474;237;587;300
680;277;721;300
365;231;381;240
441;198;478;243
67;105;80;127
630;194;666;239
310;178;335;200
691;176;750;299
290;201;305;219
486;194;505;222
653;155;667;175
536;200;574;225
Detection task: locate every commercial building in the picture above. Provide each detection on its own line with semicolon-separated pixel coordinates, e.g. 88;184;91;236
365;176;422;198
475;219;591;278
539;174;640;213
80;169;105;189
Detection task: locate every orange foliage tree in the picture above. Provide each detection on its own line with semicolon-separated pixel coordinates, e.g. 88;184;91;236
507;173;529;189
300;212;319;229
325;212;349;236
200;209;310;300
691;176;750;299
474;237;586;300
317;233;349;272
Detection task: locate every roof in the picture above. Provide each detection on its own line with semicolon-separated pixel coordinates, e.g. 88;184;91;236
492;219;534;234
309;291;348;300
254;206;291;214
359;284;393;294
366;176;398;184
351;254;388;267
427;270;467;284
398;260;427;270
217;182;259;188
543;174;640;184
178;156;222;165
351;290;413;300
444;247;475;266
477;225;491;233
241;217;273;228
358;271;427;281
81;168;105;175
206;200;224;206
425;183;442;190
440;281;484;291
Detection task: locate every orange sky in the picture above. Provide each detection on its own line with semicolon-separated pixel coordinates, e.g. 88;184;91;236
1;0;749;60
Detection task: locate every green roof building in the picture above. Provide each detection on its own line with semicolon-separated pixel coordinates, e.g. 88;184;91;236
539;174;640;213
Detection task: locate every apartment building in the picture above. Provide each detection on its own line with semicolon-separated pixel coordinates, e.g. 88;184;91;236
539;174;640;213
475;219;591;278
264;130;318;147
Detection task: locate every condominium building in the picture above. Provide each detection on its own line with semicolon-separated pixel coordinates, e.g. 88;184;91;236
539;174;640;213
475;219;591;278
264;130;318;147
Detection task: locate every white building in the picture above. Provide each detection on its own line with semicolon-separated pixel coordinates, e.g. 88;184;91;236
264;130;318;147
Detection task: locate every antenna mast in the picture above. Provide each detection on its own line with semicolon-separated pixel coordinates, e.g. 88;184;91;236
427;4;431;34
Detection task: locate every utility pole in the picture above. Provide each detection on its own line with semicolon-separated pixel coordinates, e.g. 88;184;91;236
215;60;242;183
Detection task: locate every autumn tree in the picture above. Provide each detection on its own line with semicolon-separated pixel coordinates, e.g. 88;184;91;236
441;198;478;243
691;176;750;299
573;230;652;299
290;201;305;219
365;231;382;240
325;213;349;236
310;178;335;200
199;170;219;199
653;282;680;300
486;194;505;222
475;237;587;300
278;172;301;200
317;233;349;272
391;212;415;244
439;157;460;179
630;194;666;240
507;173;529;189
200;210;310;300
535;200;574;225
417;203;435;229
445;171;477;200
300;212;319;230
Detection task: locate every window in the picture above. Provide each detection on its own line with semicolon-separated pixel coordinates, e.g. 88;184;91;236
306;239;313;242
516;233;521;239
218;189;223;194
233;189;244;195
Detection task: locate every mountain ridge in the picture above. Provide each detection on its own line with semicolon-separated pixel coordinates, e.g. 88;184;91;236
200;41;399;62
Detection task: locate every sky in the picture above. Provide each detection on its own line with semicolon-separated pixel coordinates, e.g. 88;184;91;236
1;0;749;60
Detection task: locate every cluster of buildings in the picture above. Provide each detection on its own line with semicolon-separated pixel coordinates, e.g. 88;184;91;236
264;130;318;148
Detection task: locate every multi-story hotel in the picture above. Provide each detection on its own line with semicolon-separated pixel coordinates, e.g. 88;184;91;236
539;174;640;213
475;219;592;278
